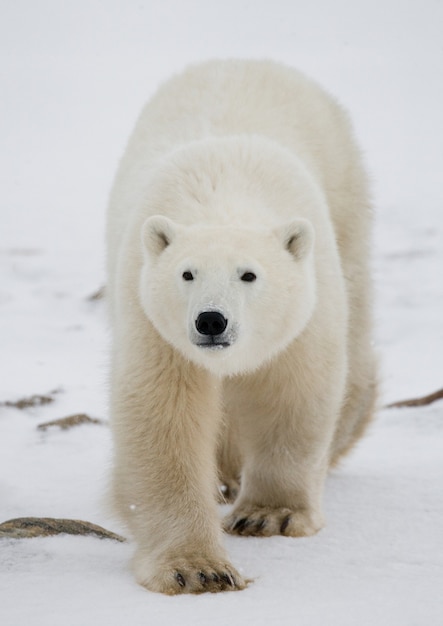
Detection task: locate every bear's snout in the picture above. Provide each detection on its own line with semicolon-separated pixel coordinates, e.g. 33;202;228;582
195;311;228;336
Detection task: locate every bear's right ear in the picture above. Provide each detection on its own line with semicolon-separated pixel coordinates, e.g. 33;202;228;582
141;215;181;258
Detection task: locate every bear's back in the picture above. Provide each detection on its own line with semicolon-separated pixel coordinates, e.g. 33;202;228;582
108;60;368;282
118;60;353;189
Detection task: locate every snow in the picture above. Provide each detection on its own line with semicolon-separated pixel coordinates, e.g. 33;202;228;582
1;0;442;624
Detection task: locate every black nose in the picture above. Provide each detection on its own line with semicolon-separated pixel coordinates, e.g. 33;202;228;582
195;311;228;336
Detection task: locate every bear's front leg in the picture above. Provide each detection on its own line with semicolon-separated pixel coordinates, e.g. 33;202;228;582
223;338;346;538
111;331;246;594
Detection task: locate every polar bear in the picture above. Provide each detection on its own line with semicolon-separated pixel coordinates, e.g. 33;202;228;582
107;59;377;594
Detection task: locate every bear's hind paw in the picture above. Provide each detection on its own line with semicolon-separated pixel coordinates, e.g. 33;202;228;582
223;505;323;538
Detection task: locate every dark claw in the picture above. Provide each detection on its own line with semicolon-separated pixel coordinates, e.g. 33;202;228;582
255;518;267;532
198;571;208;585
220;573;234;587
211;572;221;583
233;517;249;533
280;515;291;534
175;572;186;588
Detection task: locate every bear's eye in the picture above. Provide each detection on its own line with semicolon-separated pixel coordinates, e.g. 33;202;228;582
240;271;257;282
182;271;194;281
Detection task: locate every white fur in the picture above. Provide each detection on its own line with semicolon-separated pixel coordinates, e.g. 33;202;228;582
140;209;315;376
106;59;377;595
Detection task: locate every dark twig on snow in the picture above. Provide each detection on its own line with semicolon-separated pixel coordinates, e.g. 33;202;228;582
87;285;105;301
386;387;443;409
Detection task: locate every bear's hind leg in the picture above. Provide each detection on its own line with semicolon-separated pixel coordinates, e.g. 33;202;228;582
217;410;242;503
223;339;346;538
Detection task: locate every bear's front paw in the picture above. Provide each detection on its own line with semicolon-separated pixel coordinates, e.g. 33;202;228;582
133;552;248;595
223;505;324;537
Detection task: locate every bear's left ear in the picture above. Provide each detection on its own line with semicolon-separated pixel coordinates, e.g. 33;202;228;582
275;218;314;260
142;215;182;258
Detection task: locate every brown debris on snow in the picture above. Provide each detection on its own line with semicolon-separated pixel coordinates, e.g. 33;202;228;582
87;286;106;301
37;413;104;431
1;389;61;410
386;387;443;409
0;517;126;542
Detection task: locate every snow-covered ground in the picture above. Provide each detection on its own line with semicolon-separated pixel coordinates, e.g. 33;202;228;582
1;1;442;624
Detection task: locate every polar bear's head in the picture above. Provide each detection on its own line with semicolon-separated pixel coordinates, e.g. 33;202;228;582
139;215;316;376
